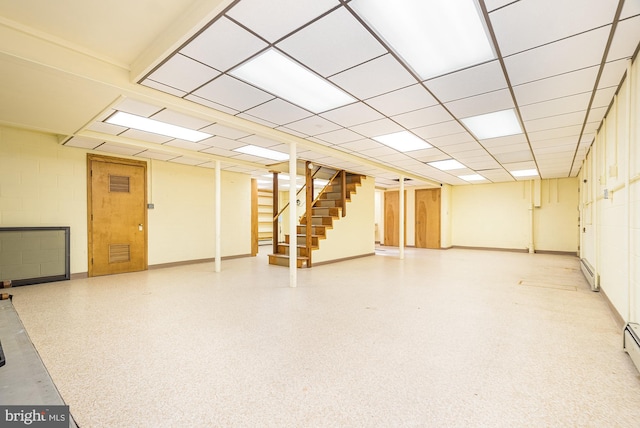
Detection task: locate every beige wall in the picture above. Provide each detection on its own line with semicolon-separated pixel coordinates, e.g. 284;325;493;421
0;126;251;275
313;176;375;264
451;179;578;252
148;160;251;265
579;55;639;323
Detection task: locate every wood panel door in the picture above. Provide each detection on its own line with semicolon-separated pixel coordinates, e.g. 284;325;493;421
415;188;441;249
384;191;406;247
88;155;147;276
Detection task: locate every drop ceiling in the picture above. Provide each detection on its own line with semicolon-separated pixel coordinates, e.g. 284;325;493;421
1;0;639;188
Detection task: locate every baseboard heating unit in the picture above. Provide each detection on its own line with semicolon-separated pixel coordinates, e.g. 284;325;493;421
580;258;599;291
623;323;640;373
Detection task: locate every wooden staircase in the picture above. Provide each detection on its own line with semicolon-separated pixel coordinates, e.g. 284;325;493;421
268;170;362;268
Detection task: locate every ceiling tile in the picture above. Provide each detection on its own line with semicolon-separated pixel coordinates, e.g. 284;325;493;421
350;118;404;138
141;79;187;98
284;115;342;136
607;15;640;61
115;99;162;117
184;95;239;115
445;89;514;118
243;98;312;125
87;121;126;135
486;142;531;154
592;86;617;109
586;106;608;124
97;143;143;156
494;150;533;164
599;57;625;89
135;151;178;161
443;141;484;153
513;66;599;106
199;136;244;150
490;0;618;56
336;138;383;152
410;120;466;140
180;17;268;71
424;60;507;103
480;134;528;148
365;84;437;117
237;135;281;148
63;137;102;149
171;157;207;166
524;111;587;133
392;105;452;129
277;7;386;77
621;0;640;18
503;161;537;171
151;109;213;130
200;146;237;157
428;132;476;147
227;0;338;43
358;146;401;157
192;75;274;112
407;148;449;163
528;125;582;142
503;26;610;86
519;92;592;122
320;102;384;127
236;113;277;128
329;54;416;99
164;140;212;151
147;54;220;93
314;128;362;144
199;123;252;140
120;129;172;144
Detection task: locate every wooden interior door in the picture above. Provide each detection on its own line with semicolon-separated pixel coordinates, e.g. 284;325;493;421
415;188;441;249
384;191;406;247
88;155;147;276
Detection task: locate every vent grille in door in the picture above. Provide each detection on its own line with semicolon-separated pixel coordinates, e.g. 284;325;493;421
109;175;130;192
109;244;130;263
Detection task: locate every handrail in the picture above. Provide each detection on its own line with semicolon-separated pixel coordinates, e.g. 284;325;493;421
272;165;333;221
307;169;341;211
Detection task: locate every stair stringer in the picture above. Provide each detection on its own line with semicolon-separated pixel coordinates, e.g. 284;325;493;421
311;175;375;264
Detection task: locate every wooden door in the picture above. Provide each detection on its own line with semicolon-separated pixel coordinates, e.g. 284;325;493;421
384;191;406;247
88;155;147;276
415;188;441;249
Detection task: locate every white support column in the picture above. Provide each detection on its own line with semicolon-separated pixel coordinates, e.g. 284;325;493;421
399;175;405;260
625;60;634;322
529;180;535;254
289;142;297;288
215;160;221;273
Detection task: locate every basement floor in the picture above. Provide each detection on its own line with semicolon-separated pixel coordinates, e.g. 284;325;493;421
7;247;640;427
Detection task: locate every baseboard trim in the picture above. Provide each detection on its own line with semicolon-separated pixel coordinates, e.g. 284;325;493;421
149;254;251;270
534;250;579;256
600;287;626;330
451;245;528;253
71;272;88;280
313;252;375;266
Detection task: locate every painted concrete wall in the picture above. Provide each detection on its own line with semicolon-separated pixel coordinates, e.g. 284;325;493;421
579;57;639;323
0;126;251;275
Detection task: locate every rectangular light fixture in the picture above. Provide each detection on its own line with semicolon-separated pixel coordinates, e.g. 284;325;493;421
373;131;432;152
458;174;486;182
230;49;356;113
351;0;494;79
106;111;212;142
428;159;466;171
461;109;522;140
234;145;289;161
510;169;538;177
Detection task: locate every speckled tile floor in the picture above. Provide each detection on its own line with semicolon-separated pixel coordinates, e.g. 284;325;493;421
8;247;640;427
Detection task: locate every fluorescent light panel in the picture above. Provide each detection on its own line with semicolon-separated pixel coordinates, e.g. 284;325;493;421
373;131;432;152
461;109;522;140
458;174;486;181
234;145;289;161
106;111;211;142
510;169;538;177
231;49;355;113
351;0;494;79
428;159;466;171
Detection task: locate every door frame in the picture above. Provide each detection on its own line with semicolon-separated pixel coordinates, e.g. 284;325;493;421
87;154;148;277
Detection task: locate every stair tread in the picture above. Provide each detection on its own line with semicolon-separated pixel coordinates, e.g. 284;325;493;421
268;253;309;260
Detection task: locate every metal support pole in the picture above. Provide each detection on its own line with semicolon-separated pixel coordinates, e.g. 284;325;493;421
399;175;405;260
